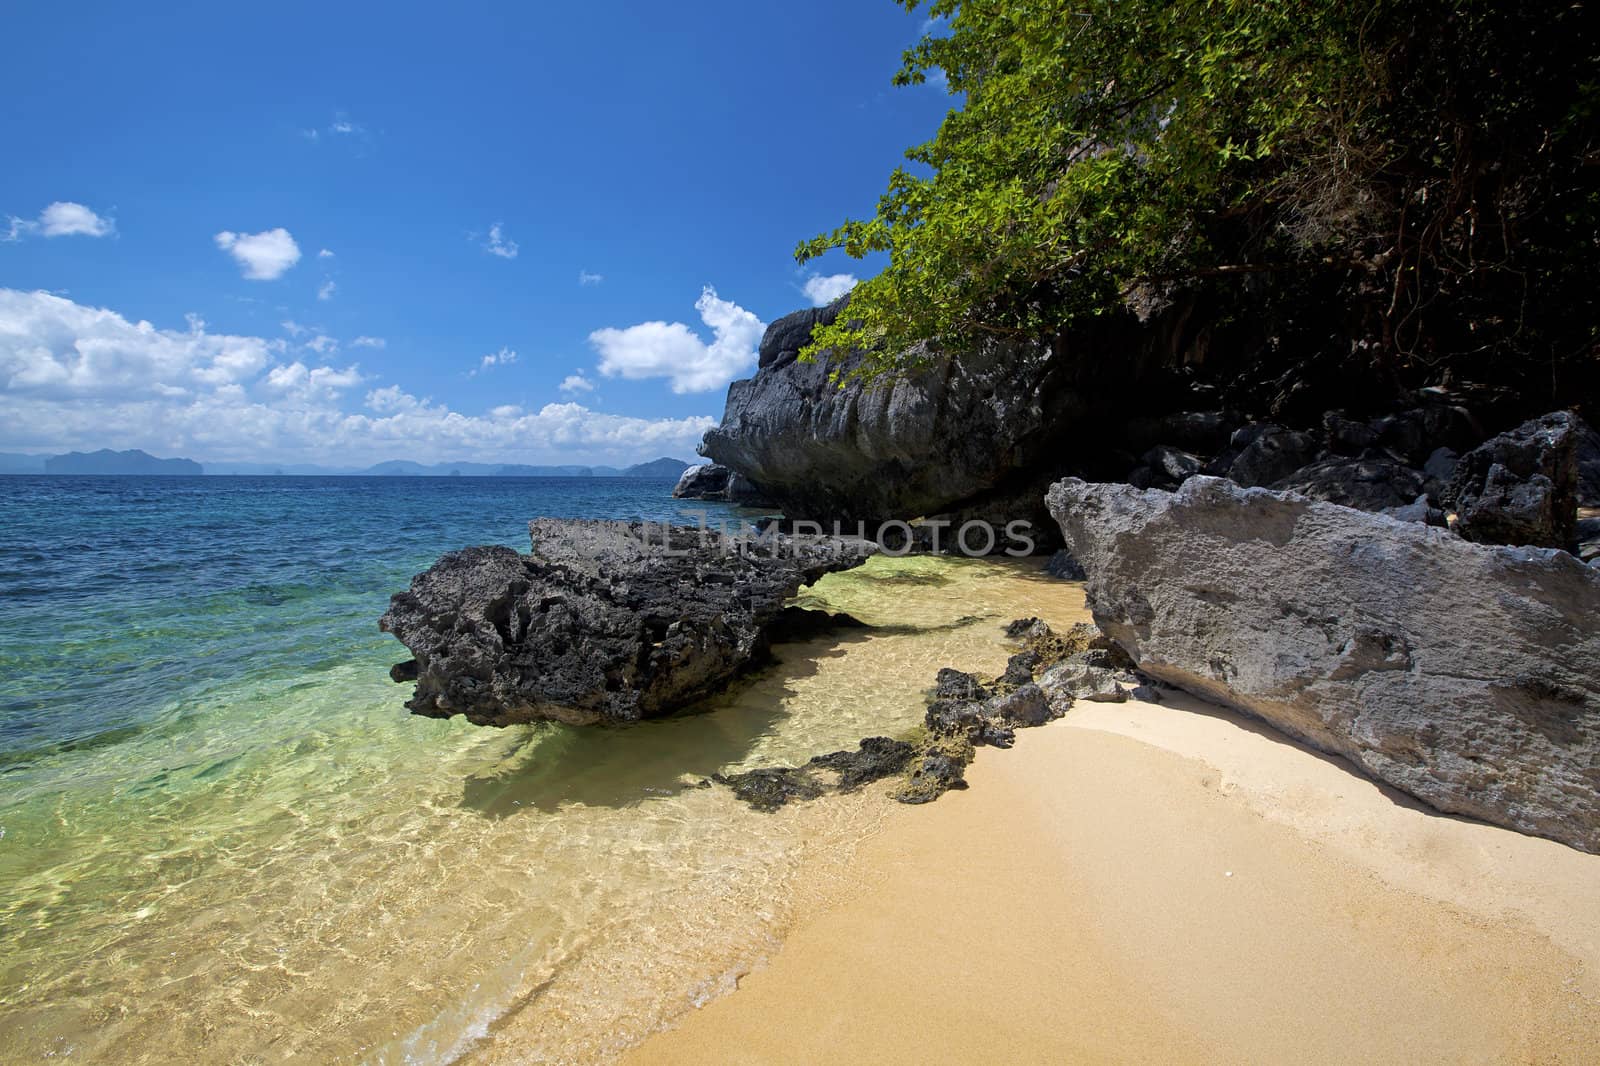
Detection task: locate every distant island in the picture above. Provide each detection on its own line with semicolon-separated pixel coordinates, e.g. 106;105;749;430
3;450;698;479
44;449;203;476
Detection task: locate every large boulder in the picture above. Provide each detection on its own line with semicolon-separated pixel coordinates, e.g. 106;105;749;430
1047;475;1600;853
670;462;772;506
1576;418;1600;508
671;462;731;500
1270;456;1426;511
380;519;873;726
699;300;1075;525
1443;411;1580;549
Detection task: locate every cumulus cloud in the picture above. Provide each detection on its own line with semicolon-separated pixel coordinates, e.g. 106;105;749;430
0;288;714;465
215;228;301;280
802;273;857;307
351;335;386;349
318;248;334;259
559;372;595;394
471;347;517;376
578;270;604;286
589;287;764;394
482;222;518;259
317;280;337;301
5;201;116;241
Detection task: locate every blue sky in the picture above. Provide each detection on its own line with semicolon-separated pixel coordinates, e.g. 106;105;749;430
0;1;950;466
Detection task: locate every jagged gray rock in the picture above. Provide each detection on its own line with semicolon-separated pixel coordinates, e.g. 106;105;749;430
671;462;771;505
1579;420;1600;507
1271;456;1426;511
700;300;1076;525
1225;425;1320;488
1444;411;1580;549
380;519;873;726
671;462;731;500
1047;475;1600;854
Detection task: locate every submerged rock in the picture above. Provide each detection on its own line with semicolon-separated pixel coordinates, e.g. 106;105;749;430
1048;475;1600;854
715;767;827;812
380;519;873;727
715;737;918;812
933;667;990;702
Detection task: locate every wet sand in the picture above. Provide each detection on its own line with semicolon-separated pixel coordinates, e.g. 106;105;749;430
625;693;1600;1065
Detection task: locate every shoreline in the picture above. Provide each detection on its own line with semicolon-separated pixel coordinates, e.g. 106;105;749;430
623;692;1600;1064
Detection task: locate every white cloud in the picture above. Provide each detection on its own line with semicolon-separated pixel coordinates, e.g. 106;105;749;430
281;320;308;337
578;270;604;286
0;288;714;465
215;228;301;280
802;273;857;307
4;201;116;241
317;280;337;301
482;222;518;259
351;335;386;349
305;334;338;355
559;373;595;395
470;346;517;376
263;360;364;399
0;289;279;399
318;248;334;259
589;286;764;394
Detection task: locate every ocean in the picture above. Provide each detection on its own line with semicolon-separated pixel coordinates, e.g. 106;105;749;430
0;474;1087;1063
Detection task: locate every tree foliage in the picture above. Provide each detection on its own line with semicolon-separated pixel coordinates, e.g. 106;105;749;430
799;0;1600;402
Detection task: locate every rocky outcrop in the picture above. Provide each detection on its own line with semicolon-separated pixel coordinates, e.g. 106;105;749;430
715;616;1142;811
699;299;1090;529
1579;420;1600;507
1443;411;1581;550
671;462;772;506
1047;476;1600;853
380;519;873;727
671;462;732;500
715;737;916;811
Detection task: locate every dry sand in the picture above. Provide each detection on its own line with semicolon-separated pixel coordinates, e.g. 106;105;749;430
625;693;1600;1065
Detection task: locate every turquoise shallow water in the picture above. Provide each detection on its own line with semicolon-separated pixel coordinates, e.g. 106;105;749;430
0;474;1087;1064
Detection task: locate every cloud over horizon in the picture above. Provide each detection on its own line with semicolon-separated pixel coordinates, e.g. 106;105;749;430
0;288;714;465
589;287;763;393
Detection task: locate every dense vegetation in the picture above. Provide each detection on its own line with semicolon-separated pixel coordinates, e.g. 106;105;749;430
799;0;1600;412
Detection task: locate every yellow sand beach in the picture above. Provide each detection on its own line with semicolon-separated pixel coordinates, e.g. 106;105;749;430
626;692;1600;1065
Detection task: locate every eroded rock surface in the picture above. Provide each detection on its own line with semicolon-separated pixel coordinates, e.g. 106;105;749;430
699;299;1084;529
1048;475;1600;853
380;519;873;726
1443;411;1580;549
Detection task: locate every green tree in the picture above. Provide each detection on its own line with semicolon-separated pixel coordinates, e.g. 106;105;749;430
800;0;1600;404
